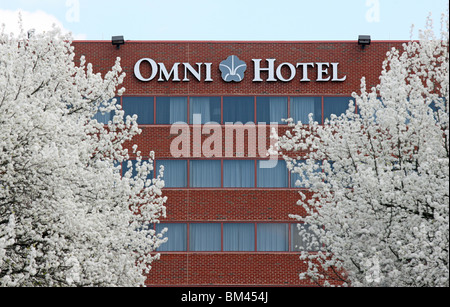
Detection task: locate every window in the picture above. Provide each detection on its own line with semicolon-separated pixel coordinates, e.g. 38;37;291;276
290;97;322;124
223;96;254;123
257;97;288;124
429;98;446;114
223;223;255;251
429;98;447;122
291;224;321;252
122;160;154;179
257;160;288;188
189;223;221;251
123;96;154;125
151;222;320;253
156;97;187;124
223;160;255;188
290;160;323;188
127;158;325;188
93;97;118;124
155;160;187;188
190;96;221;124
190;160;221;187
156;223;187;251
257;223;289;251
323;97;354;122
360;97;383;123
114;95;366;126
116;95;364;126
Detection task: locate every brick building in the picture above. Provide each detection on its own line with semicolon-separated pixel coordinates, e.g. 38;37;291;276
72;39;404;286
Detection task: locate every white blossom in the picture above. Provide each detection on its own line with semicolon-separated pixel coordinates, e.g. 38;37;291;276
277;11;449;287
0;22;167;287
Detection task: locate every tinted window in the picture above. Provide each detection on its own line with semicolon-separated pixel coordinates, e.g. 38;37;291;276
156;97;187;124
257;97;288;124
223;96;254;123
155;160;187;187
123;96;154;125
190;96;221;124
190;160;221;187
290;97;322;124
189;223;221;251
156;223;187;251
323;97;354;122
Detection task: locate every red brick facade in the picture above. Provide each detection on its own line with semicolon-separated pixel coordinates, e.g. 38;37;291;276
73;40;403;96
72;40;404;286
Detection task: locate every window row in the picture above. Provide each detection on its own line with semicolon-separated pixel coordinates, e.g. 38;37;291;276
95;96;355;125
150;223;321;252
123;159;320;188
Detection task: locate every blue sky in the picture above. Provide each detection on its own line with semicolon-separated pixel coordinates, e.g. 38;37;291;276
0;0;448;41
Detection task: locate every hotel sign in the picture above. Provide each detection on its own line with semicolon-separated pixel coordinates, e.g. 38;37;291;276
134;55;347;83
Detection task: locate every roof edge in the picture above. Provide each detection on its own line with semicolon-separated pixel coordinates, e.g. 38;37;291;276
71;39;410;44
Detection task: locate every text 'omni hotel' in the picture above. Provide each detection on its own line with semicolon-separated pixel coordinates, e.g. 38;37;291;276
73;37;404;286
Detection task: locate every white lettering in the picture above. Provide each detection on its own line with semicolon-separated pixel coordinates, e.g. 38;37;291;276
183;63;202;81
224;122;256;158
181;291;215;304
135;57;347;83
276;62;296;82
204;63;213;82
170;119;279;161
253;59;277;82
65;0;80;23
202;122;222;158
331;63;347;81
366;0;380;23
258;123;279;169
134;58;158;82
158;63;181;82
193;113;202;157
170;123;190;158
296;63;314;82
316;63;330;81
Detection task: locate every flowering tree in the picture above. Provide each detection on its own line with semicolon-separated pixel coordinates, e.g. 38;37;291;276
275;12;449;287
0;23;167;286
